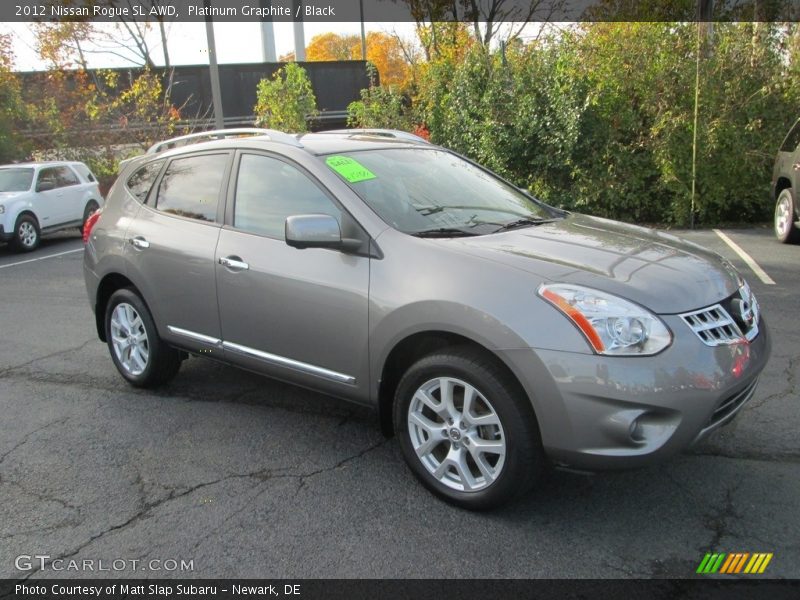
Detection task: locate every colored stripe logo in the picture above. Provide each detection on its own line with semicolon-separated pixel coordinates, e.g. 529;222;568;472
696;552;773;574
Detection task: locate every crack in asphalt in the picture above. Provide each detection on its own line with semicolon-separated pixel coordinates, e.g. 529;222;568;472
1;479;80;512
0;338;96;378
0;416;71;467
17;437;391;580
747;353;799;410
186;479;289;554
700;482;740;552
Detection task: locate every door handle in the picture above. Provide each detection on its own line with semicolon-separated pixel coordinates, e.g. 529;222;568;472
219;256;249;271
129;237;150;249
793;162;800;171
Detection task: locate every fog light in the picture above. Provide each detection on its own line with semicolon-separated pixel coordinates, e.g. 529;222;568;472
629;418;645;442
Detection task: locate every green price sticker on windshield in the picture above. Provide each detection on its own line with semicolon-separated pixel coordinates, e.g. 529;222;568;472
325;155;376;183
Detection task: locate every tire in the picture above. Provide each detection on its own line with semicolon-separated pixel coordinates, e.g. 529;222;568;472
775;188;800;244
82;200;100;229
11;214;40;253
394;347;544;510
104;288;181;388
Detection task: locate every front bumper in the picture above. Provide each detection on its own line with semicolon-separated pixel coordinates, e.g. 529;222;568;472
500;315;771;470
0;225;13;242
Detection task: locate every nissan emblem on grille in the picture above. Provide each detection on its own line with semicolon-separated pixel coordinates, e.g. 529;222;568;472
680;285;760;347
732;297;755;331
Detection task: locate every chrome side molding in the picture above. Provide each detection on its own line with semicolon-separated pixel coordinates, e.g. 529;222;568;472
222;341;356;385
166;325;355;385
167;326;222;347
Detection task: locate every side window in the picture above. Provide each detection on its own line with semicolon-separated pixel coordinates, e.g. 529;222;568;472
780;120;800;153
72;163;97;183
234;154;341;238
37;168;58;191
155;154;228;222
126;161;164;203
54;166;79;187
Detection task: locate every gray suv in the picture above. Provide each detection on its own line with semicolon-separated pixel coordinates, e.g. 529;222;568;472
84;128;770;509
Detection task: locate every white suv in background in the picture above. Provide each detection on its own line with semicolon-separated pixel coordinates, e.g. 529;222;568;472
0;161;104;252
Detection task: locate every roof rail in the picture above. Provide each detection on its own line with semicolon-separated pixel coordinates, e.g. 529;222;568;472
320;128;431;144
146;128;303;154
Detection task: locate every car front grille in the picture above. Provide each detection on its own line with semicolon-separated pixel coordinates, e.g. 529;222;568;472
679;285;760;347
680;305;742;346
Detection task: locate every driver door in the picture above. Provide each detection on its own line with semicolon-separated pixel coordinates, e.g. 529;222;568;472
216;152;370;399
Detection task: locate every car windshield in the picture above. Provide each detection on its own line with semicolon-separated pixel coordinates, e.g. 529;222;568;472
323;148;557;235
0;168;34;192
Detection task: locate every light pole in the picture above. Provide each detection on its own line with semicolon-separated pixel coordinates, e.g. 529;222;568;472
204;0;224;129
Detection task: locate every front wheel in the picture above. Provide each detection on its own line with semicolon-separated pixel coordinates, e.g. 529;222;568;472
775;188;799;244
12;215;40;253
394;348;544;510
105;288;181;388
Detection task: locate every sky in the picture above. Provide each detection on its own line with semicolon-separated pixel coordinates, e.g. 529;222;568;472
0;21;420;71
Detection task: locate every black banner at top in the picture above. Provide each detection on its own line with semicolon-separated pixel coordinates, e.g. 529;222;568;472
2;0;800;23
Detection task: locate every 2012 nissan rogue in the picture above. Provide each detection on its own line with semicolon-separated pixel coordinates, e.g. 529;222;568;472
83;128;771;509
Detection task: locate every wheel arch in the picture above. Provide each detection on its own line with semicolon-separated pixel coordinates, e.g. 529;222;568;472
94;273;142;342
14;209;40;229
775;177;793;201
376;330;534;438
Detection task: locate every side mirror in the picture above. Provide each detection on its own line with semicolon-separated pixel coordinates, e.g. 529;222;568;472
285;214;359;251
37;180;55;192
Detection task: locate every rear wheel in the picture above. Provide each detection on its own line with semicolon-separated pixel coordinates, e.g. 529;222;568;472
105;288;181;388
12;214;40;253
394;347;544;510
775;188;800;244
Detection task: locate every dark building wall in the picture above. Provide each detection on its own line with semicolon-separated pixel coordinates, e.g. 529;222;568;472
19;61;371;130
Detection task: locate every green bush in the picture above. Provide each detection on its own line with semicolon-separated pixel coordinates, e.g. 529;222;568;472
347;64;411;130
414;24;800;226
254;63;318;132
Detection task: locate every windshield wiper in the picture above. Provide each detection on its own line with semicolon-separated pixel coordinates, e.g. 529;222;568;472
493;216;560;233
411;227;480;238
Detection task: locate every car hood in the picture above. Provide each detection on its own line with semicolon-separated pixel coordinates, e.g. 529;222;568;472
446;214;741;314
0;191;27;199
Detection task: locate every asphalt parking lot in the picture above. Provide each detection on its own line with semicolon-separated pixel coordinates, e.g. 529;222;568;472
0;226;797;579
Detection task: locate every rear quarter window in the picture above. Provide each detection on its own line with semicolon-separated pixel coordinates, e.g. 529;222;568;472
154;154;228;222
126;160;164;203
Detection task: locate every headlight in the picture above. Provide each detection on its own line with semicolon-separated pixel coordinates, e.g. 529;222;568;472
538;283;672;356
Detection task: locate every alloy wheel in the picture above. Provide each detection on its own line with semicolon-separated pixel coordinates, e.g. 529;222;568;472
110;302;150;376
775;194;792;238
407;376;506;492
18;222;37;248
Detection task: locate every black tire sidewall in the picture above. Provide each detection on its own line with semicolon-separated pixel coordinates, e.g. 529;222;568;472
105;288;166;387
394;350;543;510
13;215;40;252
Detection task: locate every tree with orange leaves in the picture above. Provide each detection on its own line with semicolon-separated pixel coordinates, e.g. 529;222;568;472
305;31;411;89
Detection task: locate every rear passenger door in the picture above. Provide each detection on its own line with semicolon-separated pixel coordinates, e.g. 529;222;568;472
215;151;370;398
124;151;232;353
53;165;84;222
